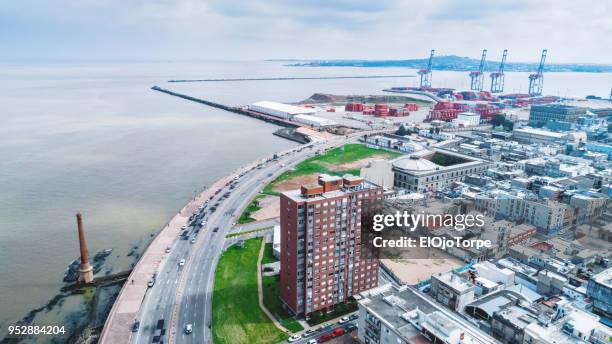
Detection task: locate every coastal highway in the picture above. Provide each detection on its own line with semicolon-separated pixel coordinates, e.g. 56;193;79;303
132;137;349;344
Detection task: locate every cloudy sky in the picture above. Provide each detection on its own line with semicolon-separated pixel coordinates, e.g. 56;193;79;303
1;0;611;63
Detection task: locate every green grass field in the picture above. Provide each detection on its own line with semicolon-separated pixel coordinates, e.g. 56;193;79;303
237;195;265;224
262;275;303;332
261;243;279;265
262;143;401;196
212;238;288;344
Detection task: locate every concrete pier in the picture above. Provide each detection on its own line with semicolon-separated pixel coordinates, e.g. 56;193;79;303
168;74;415;83
151;86;302;128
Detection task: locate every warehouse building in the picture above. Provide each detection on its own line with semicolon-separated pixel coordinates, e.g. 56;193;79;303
292;114;335;127
528;104;586;127
453;112;481;127
512;127;569;145
249;100;316;120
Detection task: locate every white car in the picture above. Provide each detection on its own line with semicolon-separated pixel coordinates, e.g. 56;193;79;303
338;316;350;324
287;334;302;342
181;225;187;230
307;340;317;344
184;324;192;334
179;259;185;266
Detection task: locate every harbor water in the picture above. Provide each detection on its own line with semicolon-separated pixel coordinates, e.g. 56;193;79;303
0;60;610;342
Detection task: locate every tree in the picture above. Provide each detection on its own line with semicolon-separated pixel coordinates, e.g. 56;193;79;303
490;115;506;127
396;125;408;136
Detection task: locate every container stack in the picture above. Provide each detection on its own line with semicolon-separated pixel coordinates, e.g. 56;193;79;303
389;107;410;117
426;102;469;121
404;103;419;111
474;103;502;120
374;104;389;116
345;102;364;112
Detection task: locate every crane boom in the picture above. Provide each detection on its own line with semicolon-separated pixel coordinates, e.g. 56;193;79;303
470;49;487;91
537;49;547;74
499;49;507;74
418;49;435;88
478;49;487;73
426;49;434;70
528;49;547;96
490;49;508;93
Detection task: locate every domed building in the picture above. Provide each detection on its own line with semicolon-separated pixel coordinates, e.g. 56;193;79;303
392;149;491;193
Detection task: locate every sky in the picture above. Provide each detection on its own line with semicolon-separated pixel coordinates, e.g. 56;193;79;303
1;0;611;63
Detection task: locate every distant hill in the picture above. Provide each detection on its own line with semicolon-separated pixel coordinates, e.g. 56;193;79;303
281;55;612;73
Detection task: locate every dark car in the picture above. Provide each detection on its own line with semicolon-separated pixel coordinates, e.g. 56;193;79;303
304;328;317;337
213;227;219;233
131;321;140;332
345;323;357;332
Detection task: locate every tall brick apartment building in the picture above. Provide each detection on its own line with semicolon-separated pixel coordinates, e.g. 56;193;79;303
279;174;383;316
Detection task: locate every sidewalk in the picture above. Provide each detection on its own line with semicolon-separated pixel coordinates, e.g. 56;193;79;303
257;237;292;334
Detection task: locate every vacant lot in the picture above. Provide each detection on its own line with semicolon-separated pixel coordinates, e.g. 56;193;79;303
262;144;401;196
381;252;464;285
212;238;288;344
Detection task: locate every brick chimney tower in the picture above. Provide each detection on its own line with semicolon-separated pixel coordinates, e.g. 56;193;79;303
76;213;94;283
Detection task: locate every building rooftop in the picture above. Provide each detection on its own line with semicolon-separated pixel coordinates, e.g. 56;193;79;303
392;148;488;176
250;100;316;115
497;258;538;277
393;155;439;172
494;305;538;329
433;271;474;293
359;285;437;330
283;174;379;202
513;127;567;138
590;268;612;288
531;104;586;111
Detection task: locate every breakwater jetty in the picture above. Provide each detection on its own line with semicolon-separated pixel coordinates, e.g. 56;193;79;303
151;86;302;129
168;74;415;83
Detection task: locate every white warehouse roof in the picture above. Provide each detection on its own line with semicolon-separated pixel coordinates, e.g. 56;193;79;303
250;101;316;116
293;114;335;127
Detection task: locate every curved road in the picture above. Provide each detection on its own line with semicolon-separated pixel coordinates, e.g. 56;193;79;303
132;137;347;344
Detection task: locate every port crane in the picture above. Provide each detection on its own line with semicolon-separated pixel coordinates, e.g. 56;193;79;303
490;49;507;93
418;49;434;88
469;49;487;91
528;49;547;96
